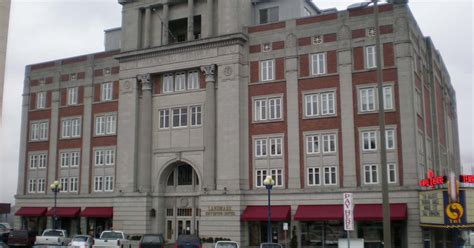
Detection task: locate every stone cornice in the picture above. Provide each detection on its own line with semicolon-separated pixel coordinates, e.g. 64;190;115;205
115;33;248;62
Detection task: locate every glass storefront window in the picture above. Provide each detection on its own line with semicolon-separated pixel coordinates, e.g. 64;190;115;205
358;222;383;248
300;221;344;248
248;222;289;246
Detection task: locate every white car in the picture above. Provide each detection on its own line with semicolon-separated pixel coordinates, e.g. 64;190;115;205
69;235;93;248
215;241;239;248
93;231;130;248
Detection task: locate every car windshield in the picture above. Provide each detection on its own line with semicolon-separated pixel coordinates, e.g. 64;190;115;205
177;235;200;244
101;232;123;239
43;230;64;237
260;244;282;248
216;242;238;248
73;236;89;242
142;235;163;243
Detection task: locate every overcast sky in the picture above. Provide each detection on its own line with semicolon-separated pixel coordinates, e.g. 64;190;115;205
0;0;472;203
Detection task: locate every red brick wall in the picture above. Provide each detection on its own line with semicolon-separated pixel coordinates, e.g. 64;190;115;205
275;58;285;80
352;29;365;39
383;43;395;67
380;25;393;34
272;41;285;50
250;61;259;83
249;44;261;54
323;33;337;43
298;37;311;47
299;55;309;77
348;4;393;17
353;47;364;70
296;13;338;25
327;50;337;74
248;22;285;33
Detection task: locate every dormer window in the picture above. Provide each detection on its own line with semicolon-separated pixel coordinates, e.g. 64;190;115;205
259;7;279;24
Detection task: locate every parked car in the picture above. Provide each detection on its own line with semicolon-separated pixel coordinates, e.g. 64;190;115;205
214;241;238;248
259;243;283;248
138;234;164;248
34;229;71;246
7;230;37;247
0;241;8;248
0;224;12;243
93;230;129;248
127;234;143;248
69;235;93;248
174;235;201;248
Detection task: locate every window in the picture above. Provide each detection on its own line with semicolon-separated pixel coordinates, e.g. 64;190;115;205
60;178;68;192
305;92;336;117
37;179;45;193
270;169;283;187
362;131;377;151
191;106;202;126
269;137;282;156
159;109;170;129
386;129;395;149
163;74;174;93
254;97;282;121
322;134;336;153
95;114;116;135
268;98;282;120
177;165;193;185
305;94;318;117
60;151;80;168
67;87;78;105
94;176;103;192
383;86;394;110
94;148;115;166
69;177;78;192
256;169;265;186
101;82;113;101
172;107;188;128
187;71;199;90
388;163;397;183
364;164;378;184
61;118;81;138
365;45;376;69
254;99;267;121
360;88;375;112
104;176;114;192
36;92;46;109
308;167;320;186
416;90;423;115
255;138;267;157
324;166;337;185
306;135;320;154
321;92;335;115
30;121;49;141
30;153;47;169
260;60;274;81
311;53;326;75
259;6;279;24
175;72;186;91
28;179;37;193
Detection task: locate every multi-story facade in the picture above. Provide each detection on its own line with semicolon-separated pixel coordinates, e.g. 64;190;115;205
0;0;11;123
14;0;461;247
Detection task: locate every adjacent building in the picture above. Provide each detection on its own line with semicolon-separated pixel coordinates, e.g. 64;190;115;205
0;0;11;123
14;0;462;247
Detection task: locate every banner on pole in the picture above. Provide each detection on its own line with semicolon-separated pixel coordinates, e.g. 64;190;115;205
343;193;354;231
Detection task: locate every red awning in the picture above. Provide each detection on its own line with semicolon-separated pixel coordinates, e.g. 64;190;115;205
80;207;113;218
354;203;407;221
294;205;343;221
241;206;290;221
15;207;47;217
46;207;81;217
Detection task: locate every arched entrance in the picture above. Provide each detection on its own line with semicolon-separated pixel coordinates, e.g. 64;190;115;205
161;161;201;242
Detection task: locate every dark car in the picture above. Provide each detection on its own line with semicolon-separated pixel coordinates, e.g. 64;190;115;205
0;241;8;248
139;234;164;248
174;235;201;248
7;230;37;247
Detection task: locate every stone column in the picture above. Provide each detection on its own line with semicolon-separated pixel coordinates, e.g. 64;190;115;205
143;7;152;48
162;3;169;45
206;0;214;37
201;65;216;190
137;74;152;192
187;0;194;41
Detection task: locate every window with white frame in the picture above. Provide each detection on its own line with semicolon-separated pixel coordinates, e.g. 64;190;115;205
364;164;378;184
362;131;377;151
270;169;283;187
254;97;282;121
416;90;423;115
172;107;188;128
268;98;282;120
306;135;320;154
388;163;397;183
28;179;37;193
95;113;116;135
305;92;336;117
37;178;45;193
255;138;267;157
360;88;375;112
175;72;186;91
61;118;81;138
29;153;47;169
60;178;68;192
187;71;199;90
30;121;49;141
305;94;318;117
191;106;202;126
260;60;274;81
259;6;279;24
321;92;335;115
67;87;78;105
307;167;321;186
101;82;113;101
163;74;174;93
36;92;46;109
69;177;78;192
323;166;337;185
60;151;80;168
255;169;268;187
94;148;115;166
311;53;326;75
383;86;393;110
365;45;376;69
159;109;170;129
94;176;104;192
269;137;282;156
386;129;395;149
104;176;114;192
322;134;337;153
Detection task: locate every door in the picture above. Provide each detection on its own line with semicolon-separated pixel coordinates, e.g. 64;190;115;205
166;220;174;241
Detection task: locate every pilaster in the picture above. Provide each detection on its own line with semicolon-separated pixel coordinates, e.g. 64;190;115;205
201;64;216;190
137;74;152;192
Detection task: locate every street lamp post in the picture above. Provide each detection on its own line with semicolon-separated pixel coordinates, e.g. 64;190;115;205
263;175;275;243
50;180;61;229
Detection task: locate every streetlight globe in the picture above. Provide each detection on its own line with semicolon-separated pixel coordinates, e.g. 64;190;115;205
50;184;55;190
263;175;274;186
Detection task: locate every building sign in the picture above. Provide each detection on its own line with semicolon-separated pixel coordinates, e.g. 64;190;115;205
460;175;474;183
205;206;235;216
343;193;354;231
419;190;444;224
419;169;446;188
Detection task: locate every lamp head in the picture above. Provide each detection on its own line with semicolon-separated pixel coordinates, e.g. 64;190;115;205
50;180;61;190
263;175;275;186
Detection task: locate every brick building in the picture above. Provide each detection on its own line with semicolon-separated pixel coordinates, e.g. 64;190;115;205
14;0;461;247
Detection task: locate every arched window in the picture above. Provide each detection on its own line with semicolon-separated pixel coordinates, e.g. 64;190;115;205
178;164;193;185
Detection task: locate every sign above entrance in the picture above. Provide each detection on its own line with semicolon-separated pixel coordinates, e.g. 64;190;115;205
419;169;446;188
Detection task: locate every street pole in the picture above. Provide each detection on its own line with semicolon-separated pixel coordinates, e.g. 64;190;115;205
264;176;274;243
53;191;57;229
373;0;392;247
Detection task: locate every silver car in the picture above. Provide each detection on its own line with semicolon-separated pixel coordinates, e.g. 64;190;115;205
69;235;93;248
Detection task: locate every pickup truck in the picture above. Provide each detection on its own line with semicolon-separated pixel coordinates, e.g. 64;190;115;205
93;230;130;248
35;229;71;246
